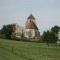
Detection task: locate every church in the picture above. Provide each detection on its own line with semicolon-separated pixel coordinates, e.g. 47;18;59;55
24;14;40;38
11;14;40;39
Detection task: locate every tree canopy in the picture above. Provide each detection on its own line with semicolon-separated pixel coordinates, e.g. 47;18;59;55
41;30;57;43
41;25;60;43
51;25;60;34
0;24;15;39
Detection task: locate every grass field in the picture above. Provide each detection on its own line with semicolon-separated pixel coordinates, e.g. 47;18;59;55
0;39;60;60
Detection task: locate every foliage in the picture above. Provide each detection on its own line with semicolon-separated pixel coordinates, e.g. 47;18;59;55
40;25;60;43
41;30;57;43
51;25;60;34
0;24;15;39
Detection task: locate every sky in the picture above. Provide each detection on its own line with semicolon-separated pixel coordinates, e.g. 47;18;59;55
0;0;60;34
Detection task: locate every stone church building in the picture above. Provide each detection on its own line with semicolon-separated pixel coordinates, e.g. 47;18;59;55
11;14;40;39
24;14;40;38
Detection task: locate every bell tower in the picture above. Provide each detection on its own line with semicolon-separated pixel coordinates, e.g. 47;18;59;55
25;14;36;29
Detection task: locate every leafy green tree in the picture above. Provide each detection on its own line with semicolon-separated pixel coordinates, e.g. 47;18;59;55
51;26;59;34
0;24;15;39
41;30;57;43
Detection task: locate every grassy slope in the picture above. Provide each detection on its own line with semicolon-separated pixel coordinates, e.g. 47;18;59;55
0;39;60;60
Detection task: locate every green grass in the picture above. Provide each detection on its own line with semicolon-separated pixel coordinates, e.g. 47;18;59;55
0;39;60;60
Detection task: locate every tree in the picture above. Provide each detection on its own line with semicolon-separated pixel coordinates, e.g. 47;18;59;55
51;25;59;34
41;30;57;43
0;24;15;39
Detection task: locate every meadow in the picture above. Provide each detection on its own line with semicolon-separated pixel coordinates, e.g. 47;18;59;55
0;38;60;60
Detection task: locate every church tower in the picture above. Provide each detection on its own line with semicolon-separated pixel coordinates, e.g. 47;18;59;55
24;14;40;38
26;14;36;28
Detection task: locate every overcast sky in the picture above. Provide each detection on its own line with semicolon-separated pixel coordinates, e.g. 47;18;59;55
0;0;60;34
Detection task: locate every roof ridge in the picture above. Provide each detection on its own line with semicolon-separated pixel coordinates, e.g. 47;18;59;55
27;14;35;19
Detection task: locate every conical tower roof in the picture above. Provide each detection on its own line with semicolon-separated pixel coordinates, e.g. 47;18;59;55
26;20;38;29
27;14;35;19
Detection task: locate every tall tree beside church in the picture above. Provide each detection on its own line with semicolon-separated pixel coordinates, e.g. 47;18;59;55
0;24;15;39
